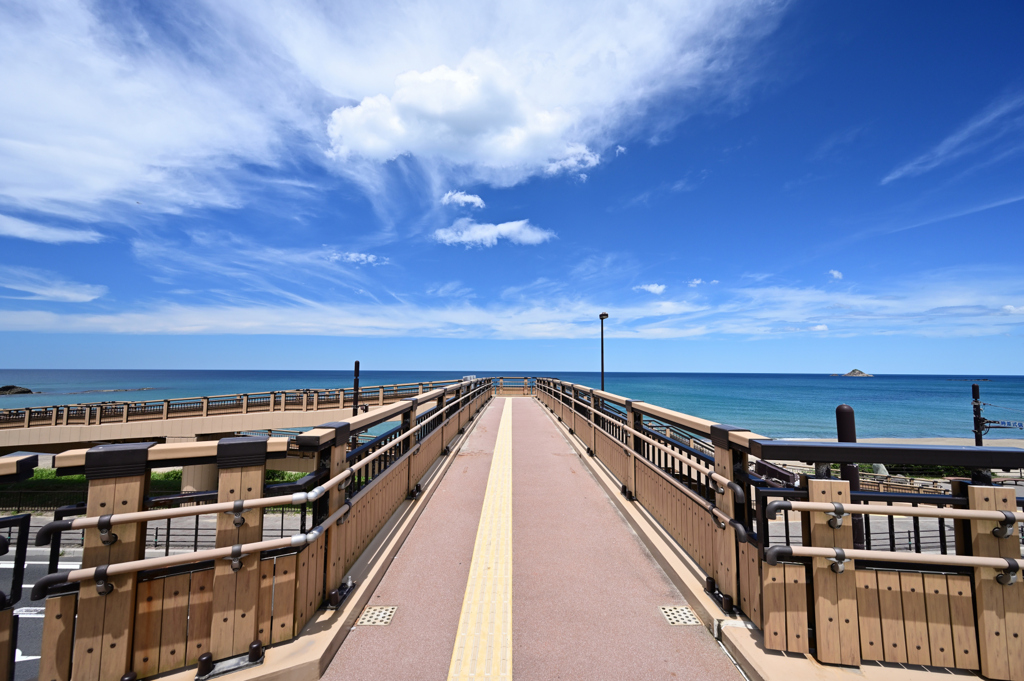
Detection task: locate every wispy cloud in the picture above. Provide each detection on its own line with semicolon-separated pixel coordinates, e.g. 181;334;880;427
0;214;103;244
633;284;666;294
0;266;106;302
427;281;474;298
882;92;1024;184
440;191;485;209
829;269;842;280
433;218;555;247
325;251;390;266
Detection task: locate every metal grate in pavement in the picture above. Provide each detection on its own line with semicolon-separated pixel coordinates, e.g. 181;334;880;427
660;605;701;626
356;606;397;626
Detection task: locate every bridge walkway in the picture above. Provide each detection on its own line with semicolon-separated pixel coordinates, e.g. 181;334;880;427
324;396;741;681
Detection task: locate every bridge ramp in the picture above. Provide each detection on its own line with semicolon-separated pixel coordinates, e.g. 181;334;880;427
324;397;741;681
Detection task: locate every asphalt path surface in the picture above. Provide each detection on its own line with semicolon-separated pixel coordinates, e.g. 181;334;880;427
2;560;79;681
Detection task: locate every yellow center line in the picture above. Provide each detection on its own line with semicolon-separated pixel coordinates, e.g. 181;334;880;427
448;398;513;681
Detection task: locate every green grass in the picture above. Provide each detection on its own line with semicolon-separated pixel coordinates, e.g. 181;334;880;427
0;467;308;493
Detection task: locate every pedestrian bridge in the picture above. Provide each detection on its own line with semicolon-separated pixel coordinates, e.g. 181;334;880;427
6;377;1024;681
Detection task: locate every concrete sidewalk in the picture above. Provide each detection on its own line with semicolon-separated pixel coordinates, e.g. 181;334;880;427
324;397;741;681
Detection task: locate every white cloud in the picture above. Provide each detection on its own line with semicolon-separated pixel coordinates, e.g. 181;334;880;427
433;218;555;247
829;269;843;280
325;251;390;266
0;266;106;302
615;145;627;156
440;190;485;209
633;284;666;294
428;281;474;297
811;324;828;331
882;92;1024;184
0;214;103;244
688;278;705;287
1004;305;1024;314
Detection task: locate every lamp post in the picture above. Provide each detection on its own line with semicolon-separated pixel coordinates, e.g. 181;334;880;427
599;312;609;391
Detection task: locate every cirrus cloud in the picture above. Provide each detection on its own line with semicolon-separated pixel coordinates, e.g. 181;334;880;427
433;217;555;247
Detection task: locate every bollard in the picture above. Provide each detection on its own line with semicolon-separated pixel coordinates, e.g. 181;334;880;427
836;404;865;550
197;653;214;677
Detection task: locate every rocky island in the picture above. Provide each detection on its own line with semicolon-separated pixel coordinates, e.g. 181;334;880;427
0;385;33;395
842;369;872;377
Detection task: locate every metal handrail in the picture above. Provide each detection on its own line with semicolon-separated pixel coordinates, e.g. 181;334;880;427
35;382;490;547
765;545;1022;584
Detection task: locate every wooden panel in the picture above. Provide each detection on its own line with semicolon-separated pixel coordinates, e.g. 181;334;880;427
994;490;1024;681
970;485;1012;680
713;440;738;602
257;558;275;645
762;562;786;650
132;579;164;678
72;478;117;681
807;478;859;666
272;554;297;644
0;609;12;681
784;563;809;653
948;574;980;670
231;465;265;654
210;467;242;661
876;571;908;663
158;573;191;674
900;571;931;665
922;573;955;668
39;594;77;681
855;570;884;661
100;474;148;681
294;546;311;635
744;543;762;628
185;569;214;666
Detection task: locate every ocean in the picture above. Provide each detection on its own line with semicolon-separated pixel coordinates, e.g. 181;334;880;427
1;369;1022;440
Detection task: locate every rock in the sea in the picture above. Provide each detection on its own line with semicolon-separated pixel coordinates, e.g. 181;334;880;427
0;385;33;395
842;369;873;377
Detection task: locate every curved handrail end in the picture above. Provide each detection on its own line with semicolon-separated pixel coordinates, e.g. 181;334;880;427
31;571;71;601
765;500;791;520
765;545;793;566
35;519;74;547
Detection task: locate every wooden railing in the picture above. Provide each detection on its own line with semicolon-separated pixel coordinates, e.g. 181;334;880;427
28;378;494;681
0;379;464;430
534;377;1024;680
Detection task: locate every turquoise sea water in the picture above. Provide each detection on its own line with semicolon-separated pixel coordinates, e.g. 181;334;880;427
1;369;1022;440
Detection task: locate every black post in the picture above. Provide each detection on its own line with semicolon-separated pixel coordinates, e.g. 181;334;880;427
352;360;360;417
972;383;984;447
971;383;992;485
599;312;608;391
837;404;864;549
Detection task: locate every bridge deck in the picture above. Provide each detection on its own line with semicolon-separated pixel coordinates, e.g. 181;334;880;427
324;396;741;681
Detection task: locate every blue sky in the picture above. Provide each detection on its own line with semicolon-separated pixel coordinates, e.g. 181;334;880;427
0;1;1022;373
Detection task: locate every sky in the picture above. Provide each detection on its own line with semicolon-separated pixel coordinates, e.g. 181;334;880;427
0;0;1022;373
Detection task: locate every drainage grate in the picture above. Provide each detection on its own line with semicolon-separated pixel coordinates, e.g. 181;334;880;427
660;605;701;626
356;606;397;626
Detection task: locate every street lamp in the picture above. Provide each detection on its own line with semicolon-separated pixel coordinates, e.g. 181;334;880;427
599;312;609;391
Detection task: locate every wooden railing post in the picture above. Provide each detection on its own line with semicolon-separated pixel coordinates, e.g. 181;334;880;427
68;443;153;681
301;423;351;595
302;392;308;411
968;484;1023;681
242;394;249;414
807;477;860;666
709;425;746;610
162;400;169;419
624;400;639;499
209;437;268;661
311;392;318;411
401;400;418;496
378;387;385;406
202;397;209;418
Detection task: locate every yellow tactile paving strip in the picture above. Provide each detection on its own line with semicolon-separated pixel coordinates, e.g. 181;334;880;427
448;398;513;681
